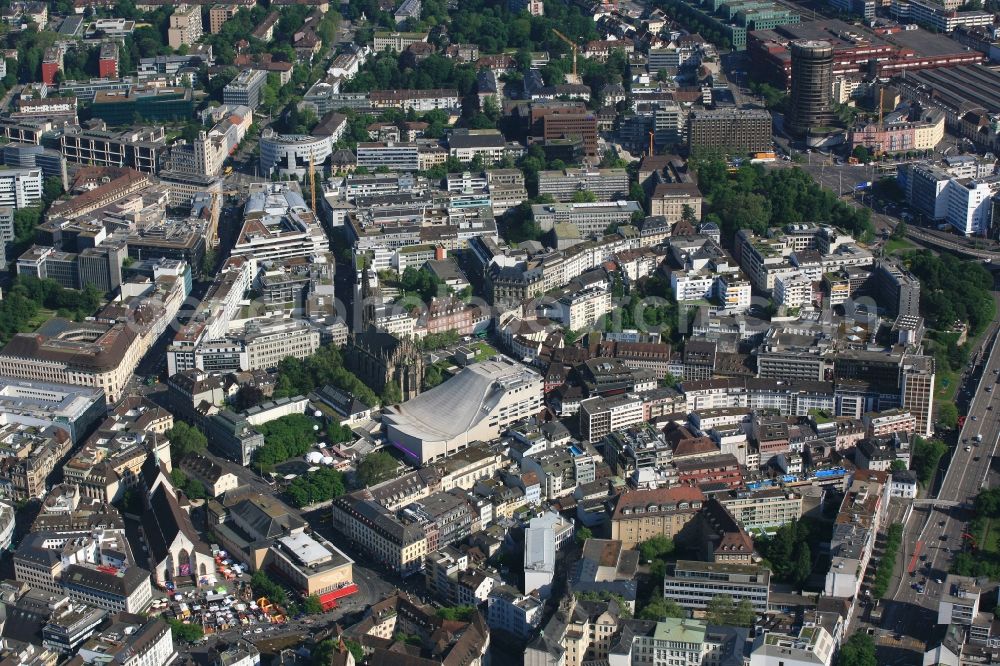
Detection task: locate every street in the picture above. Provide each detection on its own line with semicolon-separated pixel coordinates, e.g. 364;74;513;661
876;293;1000;659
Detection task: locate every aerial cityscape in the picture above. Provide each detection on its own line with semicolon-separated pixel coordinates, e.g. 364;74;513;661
0;0;996;664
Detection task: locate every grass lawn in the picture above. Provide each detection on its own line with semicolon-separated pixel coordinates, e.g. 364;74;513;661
474;342;497;360
884;237;916;254
933;325;988;406
935;363;958;405
23;307;54;332
974;516;1000;555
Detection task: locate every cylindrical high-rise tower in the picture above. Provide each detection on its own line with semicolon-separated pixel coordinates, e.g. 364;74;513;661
787;40;834;138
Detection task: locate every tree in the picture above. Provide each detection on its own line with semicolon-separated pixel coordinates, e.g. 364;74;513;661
285;468;346;508
852;145;870;163
251;570;287;605
425;364;445;389
184;479;207;501
571;189;598;203
327;420;354;443
638;535;674;563
302;595;325;614
912;436;948;487
166;422;207;460
681;204;696;224
637;596;685;620
890;220;907;240
890;459;908;472
253;414;321;466
167;618;204;643
42;177;63;206
706;594;737;626
937;402;959;430
382;381;403;406
483;96;500;121
732;598;756;627
311;640;336;666
793;544;812;590
357;451;398;487
575;527;593;545
838;632;877;666
436;605;477;621
170;468;187;488
344;639;364;662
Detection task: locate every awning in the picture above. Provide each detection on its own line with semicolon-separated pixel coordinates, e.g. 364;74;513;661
317;583;359;609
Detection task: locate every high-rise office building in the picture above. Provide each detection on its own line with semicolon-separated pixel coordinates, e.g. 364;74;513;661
787;40;834;138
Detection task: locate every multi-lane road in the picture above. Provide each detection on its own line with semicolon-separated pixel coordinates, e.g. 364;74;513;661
881;295;1000;650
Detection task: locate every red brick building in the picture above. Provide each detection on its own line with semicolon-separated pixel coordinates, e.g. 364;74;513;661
98;42;118;79
675;453;743;490
41;47;62;86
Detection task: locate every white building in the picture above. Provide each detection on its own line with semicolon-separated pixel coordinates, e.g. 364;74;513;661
0;501;14;551
556;285;611;331
77;616;177;666
487;586;543;639
774;273;814;310
0;167;42;209
890;469;918;499
607;618;723;666
259;131;334;180
579;394;644;440
749;624;835;666
524;512;558;598
193;106;253;177
448;130;507;164
382;358;543;464
663;560;770;615
946;177;1000;235
937;575;981;626
232;183;329;263
356;142;420;171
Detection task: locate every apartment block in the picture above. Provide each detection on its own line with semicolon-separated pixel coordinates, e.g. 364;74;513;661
579;393;644;441
537;168;629;202
223;69;268;110
663;560;771;616
167;5;203;49
688;108;772;154
356;142;420;171
609;486;704;548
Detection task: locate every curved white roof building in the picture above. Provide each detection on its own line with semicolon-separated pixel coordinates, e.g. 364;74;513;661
382;358;543;464
259;130;333;179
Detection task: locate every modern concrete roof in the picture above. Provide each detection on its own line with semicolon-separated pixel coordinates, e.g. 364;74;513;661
383;359;538;442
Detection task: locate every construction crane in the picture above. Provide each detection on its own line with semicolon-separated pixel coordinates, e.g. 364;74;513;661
209;190;221;249
309;151;317;213
551;29;580;84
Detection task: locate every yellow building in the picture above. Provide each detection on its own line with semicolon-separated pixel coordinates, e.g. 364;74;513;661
609;486;704;549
